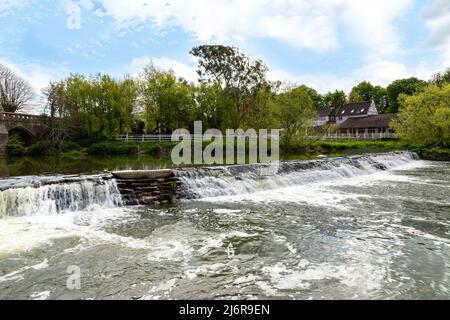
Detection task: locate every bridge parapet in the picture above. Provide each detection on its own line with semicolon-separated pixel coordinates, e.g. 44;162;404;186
1;112;45;122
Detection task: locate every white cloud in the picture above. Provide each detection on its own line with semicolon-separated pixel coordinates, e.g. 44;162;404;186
317;0;412;55
424;0;450;67
129;56;198;82
270;59;438;94
94;0;411;52
352;61;410;86
268;68;355;94
0;0;32;16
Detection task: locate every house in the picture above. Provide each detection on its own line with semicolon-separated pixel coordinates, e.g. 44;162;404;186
314;107;334;127
338;113;396;138
313;101;378;127
313;101;396;139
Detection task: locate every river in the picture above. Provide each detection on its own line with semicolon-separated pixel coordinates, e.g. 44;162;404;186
0;152;449;299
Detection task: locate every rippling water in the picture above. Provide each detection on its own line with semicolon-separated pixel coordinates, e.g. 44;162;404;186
0;153;449;300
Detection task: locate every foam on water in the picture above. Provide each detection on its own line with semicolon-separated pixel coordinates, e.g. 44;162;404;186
175;152;423;202
0;175;122;217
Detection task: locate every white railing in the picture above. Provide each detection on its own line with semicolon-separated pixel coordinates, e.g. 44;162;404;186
116;133;280;142
116;134;209;142
116;133;395;142
320;133;396;141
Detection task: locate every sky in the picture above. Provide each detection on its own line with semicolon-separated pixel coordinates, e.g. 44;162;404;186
0;0;449;112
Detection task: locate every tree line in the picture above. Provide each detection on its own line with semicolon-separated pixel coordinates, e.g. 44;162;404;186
1;45;449;148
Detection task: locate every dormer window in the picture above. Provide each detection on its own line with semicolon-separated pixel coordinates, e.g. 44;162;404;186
341;110;345;114
360;108;365;112
351;109;354;114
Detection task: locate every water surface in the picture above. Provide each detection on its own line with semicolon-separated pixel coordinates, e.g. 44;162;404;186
0;153;449;299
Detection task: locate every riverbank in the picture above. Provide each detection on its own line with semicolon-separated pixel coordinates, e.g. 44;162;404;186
8;139;437;157
2;140;449;177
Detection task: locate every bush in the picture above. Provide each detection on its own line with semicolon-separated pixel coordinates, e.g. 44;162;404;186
282;140;412;156
6;134;25;156
62;141;82;151
87;141;139;155
60;150;84;160
140;141;176;156
26;141;55;156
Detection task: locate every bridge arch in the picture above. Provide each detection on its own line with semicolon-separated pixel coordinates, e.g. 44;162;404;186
0;111;49;155
8;126;35;145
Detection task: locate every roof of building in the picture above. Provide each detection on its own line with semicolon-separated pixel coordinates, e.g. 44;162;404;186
338;114;396;129
317;107;333;117
334;102;372;117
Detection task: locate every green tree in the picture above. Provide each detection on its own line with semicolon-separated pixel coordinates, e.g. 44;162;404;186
430;68;450;87
349;81;374;103
391;84;450;148
245;81;279;129
190;45;268;128
44;74;137;141
386;77;427;113
139;64;195;134
273;85;316;145
323;90;346;109
349;81;387;111
296;85;325;109
194;82;231;130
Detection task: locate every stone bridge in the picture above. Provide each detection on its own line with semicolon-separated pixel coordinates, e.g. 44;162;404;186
0;110;49;155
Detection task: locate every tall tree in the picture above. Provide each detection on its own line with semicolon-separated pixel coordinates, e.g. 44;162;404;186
391;84;450;148
139;64;195;134
297;85;325;109
323;90;346;109
430;68;450;87
0;63;34;112
43;74;137;140
190;45;268;128
348;81;374;103
43;81;72;147
246;81;279;129
274;85;316;145
195;82;232;130
348;81;387;111
386;77;427;113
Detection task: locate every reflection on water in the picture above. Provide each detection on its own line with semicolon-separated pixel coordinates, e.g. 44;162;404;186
0;155;173;177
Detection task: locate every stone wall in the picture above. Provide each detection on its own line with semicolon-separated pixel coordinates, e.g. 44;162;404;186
112;169;179;205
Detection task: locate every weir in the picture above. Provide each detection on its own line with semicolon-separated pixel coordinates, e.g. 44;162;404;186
0;151;419;217
0;174;122;217
112;169;179;205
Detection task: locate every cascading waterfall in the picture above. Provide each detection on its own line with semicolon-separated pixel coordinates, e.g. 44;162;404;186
0;151;421;217
0;175;122;217
174;151;420;199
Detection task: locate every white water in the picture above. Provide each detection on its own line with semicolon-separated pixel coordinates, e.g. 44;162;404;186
0;152;449;300
0;152;420;218
175;151;421;199
0;176;122;217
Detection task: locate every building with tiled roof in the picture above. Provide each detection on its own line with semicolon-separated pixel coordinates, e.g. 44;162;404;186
313;101;396;139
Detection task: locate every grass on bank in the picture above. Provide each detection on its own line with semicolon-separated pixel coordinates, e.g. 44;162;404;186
6;137;450;161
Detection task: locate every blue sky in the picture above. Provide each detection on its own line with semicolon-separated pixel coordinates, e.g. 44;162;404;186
1;0;449;111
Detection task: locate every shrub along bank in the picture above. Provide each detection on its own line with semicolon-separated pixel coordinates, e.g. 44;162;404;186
6;138;450;161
